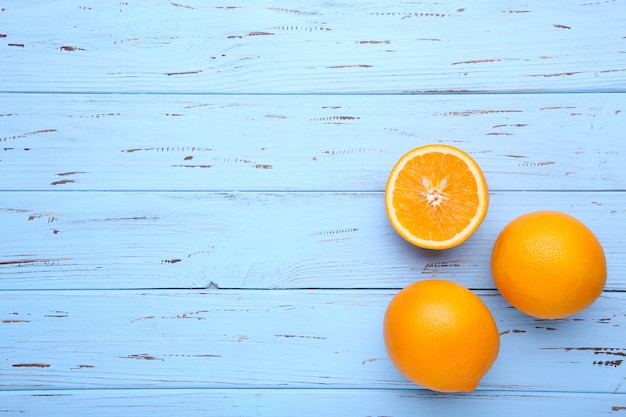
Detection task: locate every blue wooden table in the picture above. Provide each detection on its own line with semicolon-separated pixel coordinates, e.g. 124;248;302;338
1;1;625;415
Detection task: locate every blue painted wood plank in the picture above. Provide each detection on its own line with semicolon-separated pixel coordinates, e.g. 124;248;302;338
0;389;624;417
1;1;624;93
1;290;624;392
0;191;623;290
1;93;624;191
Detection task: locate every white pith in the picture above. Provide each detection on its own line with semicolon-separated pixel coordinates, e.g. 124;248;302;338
385;145;488;249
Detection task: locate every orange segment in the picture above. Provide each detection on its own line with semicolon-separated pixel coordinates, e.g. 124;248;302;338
385;144;489;250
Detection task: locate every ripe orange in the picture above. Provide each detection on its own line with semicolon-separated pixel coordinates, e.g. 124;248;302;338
491;211;607;319
385;144;488;250
383;279;500;392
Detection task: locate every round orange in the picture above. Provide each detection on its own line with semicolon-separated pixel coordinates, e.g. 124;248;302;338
383;279;500;392
491;210;607;319
385;144;488;250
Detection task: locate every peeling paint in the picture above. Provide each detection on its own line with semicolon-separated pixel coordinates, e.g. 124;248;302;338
358;40;391;44
161;259;182;264
122;354;163;361
131;315;155;323
165;70;203;76
422;260;465;274
540;106;576;110
452;58;503;65
28;212;60;222
266;7;319;15
275;334;327;340
171;2;194;9
60;45;86;51
1;129;57;142
541;347;626;357
594;360;623;367
0;258;71;266
327;64;373;69
51;179;76;186
314;228;359;236
527;72;581;78
57;171;88;176
519;161;555;167
362;357;386;365
434;109;522;117
12;363;50;368
311;115;360;123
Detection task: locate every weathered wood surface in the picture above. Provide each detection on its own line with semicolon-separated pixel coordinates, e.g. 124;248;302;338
1;389;624;417
1;191;624;290
2;290;625;392
1;94;624;191
1;1;625;93
1;0;625;415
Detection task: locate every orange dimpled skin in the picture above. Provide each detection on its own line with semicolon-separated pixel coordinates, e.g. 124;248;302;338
383;280;500;392
491;210;607;319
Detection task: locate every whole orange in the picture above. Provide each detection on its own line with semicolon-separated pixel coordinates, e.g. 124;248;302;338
383;279;500;392
491;210;607;319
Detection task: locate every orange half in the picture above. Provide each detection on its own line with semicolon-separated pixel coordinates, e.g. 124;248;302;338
385;144;489;250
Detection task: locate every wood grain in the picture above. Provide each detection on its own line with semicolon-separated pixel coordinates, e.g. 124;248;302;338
2;0;625;413
0;389;624;417
1;93;624;191
1;191;623;290
1;1;624;93
1;290;625;393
